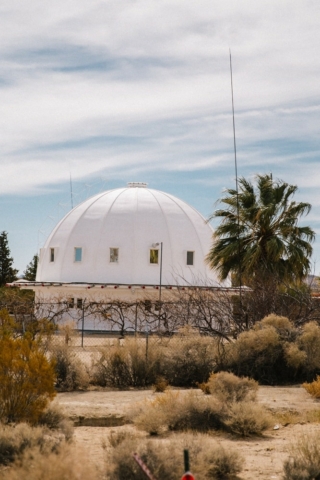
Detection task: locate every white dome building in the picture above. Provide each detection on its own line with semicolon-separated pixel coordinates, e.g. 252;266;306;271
10;183;232;333
36;182;221;287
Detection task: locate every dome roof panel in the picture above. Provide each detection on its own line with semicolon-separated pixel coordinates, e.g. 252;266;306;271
36;185;223;286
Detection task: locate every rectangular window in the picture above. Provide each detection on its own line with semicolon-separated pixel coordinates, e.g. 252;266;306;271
187;251;194;266
150;249;159;264
74;247;82;262
110;247;119;263
76;298;83;309
50;248;55;262
144;300;152;312
67;298;74;309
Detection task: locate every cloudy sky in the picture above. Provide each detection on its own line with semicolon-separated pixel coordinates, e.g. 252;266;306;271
1;0;320;275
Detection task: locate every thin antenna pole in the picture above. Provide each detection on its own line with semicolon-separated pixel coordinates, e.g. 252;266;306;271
229;50;243;314
70;173;74;210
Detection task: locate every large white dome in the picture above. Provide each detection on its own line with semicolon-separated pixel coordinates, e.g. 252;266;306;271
36;183;222;286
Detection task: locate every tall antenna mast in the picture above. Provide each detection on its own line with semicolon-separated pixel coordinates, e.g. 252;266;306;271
70;173;74;210
229;49;243;314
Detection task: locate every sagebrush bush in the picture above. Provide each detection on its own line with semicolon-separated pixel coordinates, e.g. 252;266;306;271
107;432;244;480
0;446;99;480
223;316;320;384
38;404;74;441
92;337;163;388
283;433;320;480
207;371;258;403
161;328;218;387
0;423;65;466
0;335;56;423
302;376;320;398
222;401;272;436
133;387;270;436
51;344;89;391
298;322;320;372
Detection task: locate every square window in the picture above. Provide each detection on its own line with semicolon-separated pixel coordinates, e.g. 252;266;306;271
67;298;74;309
150;249;159;264
74;247;82;262
187;251;194;266
50;248;55;262
77;298;83;309
110;247;119;263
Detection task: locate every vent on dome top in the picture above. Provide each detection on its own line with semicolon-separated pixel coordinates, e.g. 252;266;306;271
127;182;148;188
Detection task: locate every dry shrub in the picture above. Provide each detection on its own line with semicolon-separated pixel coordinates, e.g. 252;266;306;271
0;335;56;423
223;402;272;436
283;433;320;480
283;343;307;370
92;337;163;388
0;446;99;480
302;376;320;398
51;344;89;391
207;371;258;403
38;404;74;441
133;388;270;436
298;322;320;372
133;390;222;435
162;328;218;387
260;314;295;339
107;432;243;480
152;376;169;393
0;423;65;466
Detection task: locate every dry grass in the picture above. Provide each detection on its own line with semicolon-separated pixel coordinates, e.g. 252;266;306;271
283;432;320;479
152;376;169;393
303;375;320;398
107;432;244;480
0;446;99;480
0;423;65;466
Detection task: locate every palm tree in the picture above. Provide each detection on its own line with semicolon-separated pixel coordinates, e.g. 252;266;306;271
206;174;315;285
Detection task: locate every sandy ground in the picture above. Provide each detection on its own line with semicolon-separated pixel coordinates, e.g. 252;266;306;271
55;386;320;480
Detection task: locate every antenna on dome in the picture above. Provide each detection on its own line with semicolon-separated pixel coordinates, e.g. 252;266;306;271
229;49;243;321
70;173;74;210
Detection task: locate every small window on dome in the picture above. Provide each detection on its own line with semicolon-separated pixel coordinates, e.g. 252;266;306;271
110;248;119;263
187;251;194;266
67;297;74;309
50;248;55;263
150;249;159;264
74;247;82;262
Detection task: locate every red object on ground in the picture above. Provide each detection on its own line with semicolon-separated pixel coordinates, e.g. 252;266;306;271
181;473;195;480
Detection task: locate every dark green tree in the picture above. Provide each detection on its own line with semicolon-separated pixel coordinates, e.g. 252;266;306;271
206;174;315;286
23;254;39;281
0;231;18;286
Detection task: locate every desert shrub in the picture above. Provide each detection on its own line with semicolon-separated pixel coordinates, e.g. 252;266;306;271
302;376;320;398
0;335;56;423
207;371;258;403
152;376;169;392
51;344;89;391
107;432;243;480
38;404;74;441
133;388;270;436
133;391;223;435
162;329;218;387
283;433;320;480
260;314;296;340
0;446;99;480
0;423;64;466
222;401;272;436
298;322;320;373
92;338;163;388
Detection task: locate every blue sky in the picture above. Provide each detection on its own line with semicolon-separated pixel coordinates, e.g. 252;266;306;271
1;0;320;275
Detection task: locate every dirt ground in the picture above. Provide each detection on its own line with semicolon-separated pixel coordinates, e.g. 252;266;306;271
55;386;320;479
